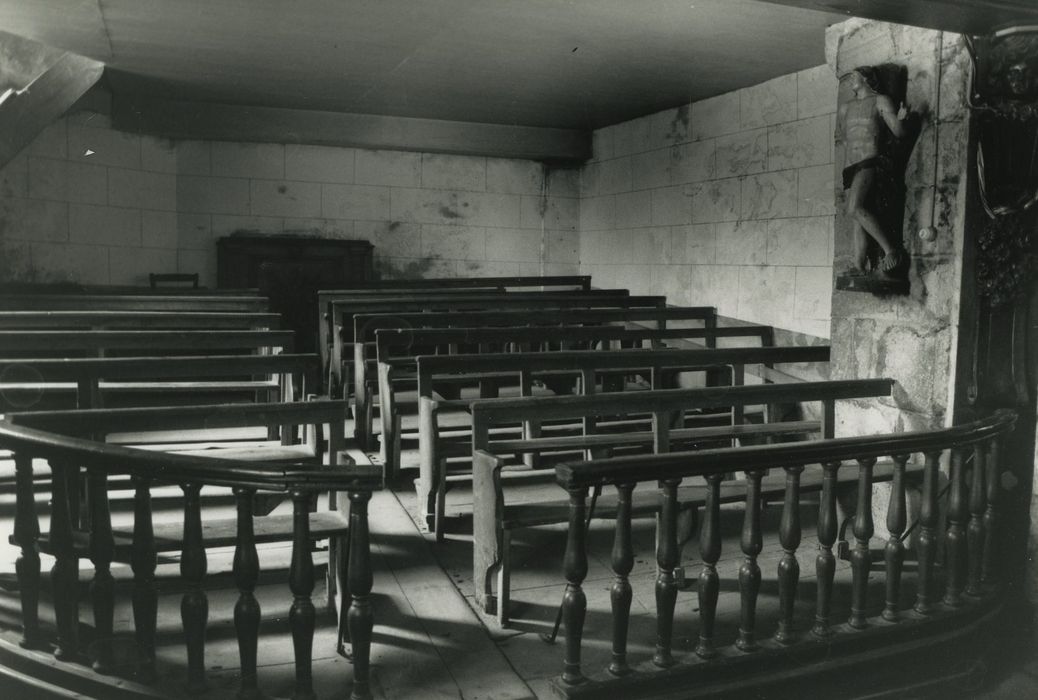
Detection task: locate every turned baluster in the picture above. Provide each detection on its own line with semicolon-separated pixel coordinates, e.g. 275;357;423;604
966;443;988;596
849;458;875;629
87;465;115;673
882;455;909;621
50;460;79;660
234;487;261;699
812;461;840;638
944;449;967;607
737;470;764;651
131;476;158;683
347;490;374;700
181;482;208;692
561;486;589;685
290;490;317;700
12;453;42;650
654;478;680;667
982;439;1000;584
696;474;723;659
914;451;941;615
609;483;635;676
775;465;804;644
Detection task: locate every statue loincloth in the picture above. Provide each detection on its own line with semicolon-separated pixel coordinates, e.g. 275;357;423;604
842;155;894;190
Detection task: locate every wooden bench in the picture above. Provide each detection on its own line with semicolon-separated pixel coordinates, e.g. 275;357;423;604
328;290;660;396
347;306;718;443
0;310;280;330
0;294;269;312
416;344;830;534
0;329;295;360
468;378;893;624
317;274;591;378
373;323;775;473
0;353;317;412
0;282;259;296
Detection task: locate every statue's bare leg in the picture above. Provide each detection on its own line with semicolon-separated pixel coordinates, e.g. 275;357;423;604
847;168;906;273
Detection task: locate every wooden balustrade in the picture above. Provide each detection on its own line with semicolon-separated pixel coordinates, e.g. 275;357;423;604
550;410;1016;698
0;419;382;699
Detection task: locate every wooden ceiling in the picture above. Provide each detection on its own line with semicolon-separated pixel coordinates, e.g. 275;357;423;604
0;0;845;130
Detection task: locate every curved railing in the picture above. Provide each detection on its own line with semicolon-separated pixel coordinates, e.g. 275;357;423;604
551;410;1017;699
0;419;381;700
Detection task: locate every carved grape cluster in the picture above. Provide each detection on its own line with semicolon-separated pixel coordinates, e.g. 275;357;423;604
977;210;1038;308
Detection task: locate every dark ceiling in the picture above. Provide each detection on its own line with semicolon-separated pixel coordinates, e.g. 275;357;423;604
0;0;846;130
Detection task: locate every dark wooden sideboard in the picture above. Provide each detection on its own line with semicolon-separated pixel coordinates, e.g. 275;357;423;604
217;235;374;353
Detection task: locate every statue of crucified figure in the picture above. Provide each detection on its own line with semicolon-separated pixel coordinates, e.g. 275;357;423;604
839;67;911;277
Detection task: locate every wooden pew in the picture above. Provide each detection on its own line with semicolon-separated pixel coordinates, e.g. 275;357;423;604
0;294;269;312
0;329;295;360
416;344;830;535
373;323;776;473
327;290;655;397
316;274;591;376
346;305;716;442
468;378;893;624
0;353;317;412
0;310;280;330
0;282;259;295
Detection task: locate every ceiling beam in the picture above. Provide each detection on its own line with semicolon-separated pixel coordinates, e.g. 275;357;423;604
112;96;591;164
754;0;1038;36
0;43;104;168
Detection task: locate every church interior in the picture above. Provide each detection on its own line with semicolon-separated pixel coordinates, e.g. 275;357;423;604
1;1;1037;698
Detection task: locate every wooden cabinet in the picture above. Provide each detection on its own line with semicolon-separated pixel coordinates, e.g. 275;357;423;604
217;235;374;353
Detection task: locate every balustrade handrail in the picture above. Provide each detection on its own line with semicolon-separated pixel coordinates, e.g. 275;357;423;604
557;409;1017;489
0;419;382;492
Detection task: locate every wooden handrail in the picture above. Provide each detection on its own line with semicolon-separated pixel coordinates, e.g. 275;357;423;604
556;410;1017;488
0;353;317;380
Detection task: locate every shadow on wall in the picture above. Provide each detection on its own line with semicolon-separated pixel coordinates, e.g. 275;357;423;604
373;254;442;280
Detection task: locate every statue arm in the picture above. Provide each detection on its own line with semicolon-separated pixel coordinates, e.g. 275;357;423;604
876;95;907;139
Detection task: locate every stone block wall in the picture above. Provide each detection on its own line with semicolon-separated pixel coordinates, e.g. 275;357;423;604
579;64;839;339
0;109;579;286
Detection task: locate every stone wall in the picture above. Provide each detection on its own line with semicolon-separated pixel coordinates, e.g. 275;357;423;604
826;19;973;435
578;64;838;339
0;107;579;286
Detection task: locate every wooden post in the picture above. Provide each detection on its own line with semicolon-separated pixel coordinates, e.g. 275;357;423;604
812;461;840;638
131;476;158;683
696;474;723;659
12;453;42;650
982;439;1000;584
609;483;635;677
849;458;875;629
234;487;261;699
290;490;316;700
914;451;941;615
654;479;680;667
181;482;208;692
347;491;374;700
966;443;987;596
737;470;764;651
883;454;908;621
944;448;967;607
775;465;804;644
88;465;115;673
562;486;589;685
49;460;79;661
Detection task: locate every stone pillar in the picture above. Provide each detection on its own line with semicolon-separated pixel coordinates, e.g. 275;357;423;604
827;18;976;436
826;19;978;540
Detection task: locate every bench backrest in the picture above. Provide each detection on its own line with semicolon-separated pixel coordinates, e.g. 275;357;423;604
0;353;317;411
0;294;269;312
417;345;830;406
0;311;280;330
0;329;295;356
0;283;259;296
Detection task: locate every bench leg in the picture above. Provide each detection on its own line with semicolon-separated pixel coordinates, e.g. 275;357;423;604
435;459;448;542
497;530;511;627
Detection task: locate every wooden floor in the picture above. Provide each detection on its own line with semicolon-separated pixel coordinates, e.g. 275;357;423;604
2;445;1038;699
